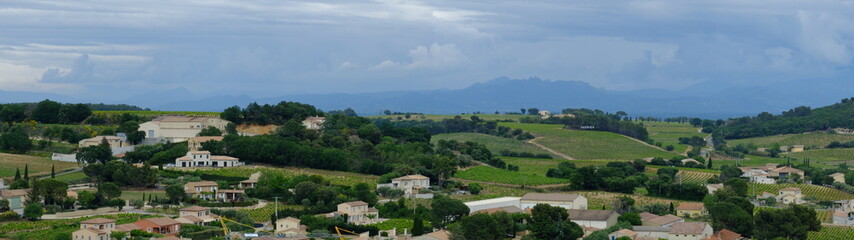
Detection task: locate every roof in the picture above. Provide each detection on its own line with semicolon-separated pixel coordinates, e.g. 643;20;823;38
181;206;210;212
189;151;211;155
138;217;181;227
639;212;660;222
393;174;430;181
303;117;326;122
707;229;742;240
75;228;107;235
780;187;801;192
670;222;710;235
0;189;29;197
175;216;203;224
341;201;368;206
185;181;218;189
80;135;122;142
463;197;521;206
474;206;523;214
80;218;116;224
771;166;804;173
677;202;705;211
834;211;848;218
648;214;683;226
611;229;637;237
218;189;245;193
632;226;671;232
211;155;239;161
412;230;450;240
191;136;224;142
115;223;144;232
792;145;805;148
567;209;615;221
521;192;583;202
277;217;301;224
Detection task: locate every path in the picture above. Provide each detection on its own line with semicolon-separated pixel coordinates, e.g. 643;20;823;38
38;167;83;180
210;200;268;210
527;137;575;160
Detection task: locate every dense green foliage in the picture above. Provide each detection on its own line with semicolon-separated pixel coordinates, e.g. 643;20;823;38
520;108;649;140
221;101;323;125
374;116;535;140
721;98;854;139
754;205;821;240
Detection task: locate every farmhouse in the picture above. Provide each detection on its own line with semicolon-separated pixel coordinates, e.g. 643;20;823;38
566;209;618;229
376;174;430;197
216;189;245;202
187;136;224;151
640;213;684;227
79;135;129;148
239;172;261;189
676;203;707;218
275;217;308;236
520;192;587;210
705;184;724;194
302;116;325;130
0;188;28;211
329;201;379;225
73;218;115;240
776;187;806;204
184;181;218;200
139;116;230;143
133;217;182;235
833;211;854;225
790;145;805;153
769;166;805;179
174;151;243;168
176;206;218;225
668;222;713;240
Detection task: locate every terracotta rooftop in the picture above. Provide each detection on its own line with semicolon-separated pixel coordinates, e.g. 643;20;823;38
670;222;710;235
639;212;660;222
278;217;301;223
115;223;143;232
139;217;181;227
612;229;637;237
80;218;116;224
705;229;742;240
175;215;203;224
647;214;683;226
676;202;705;211
0;189;29;197
521;192;582;202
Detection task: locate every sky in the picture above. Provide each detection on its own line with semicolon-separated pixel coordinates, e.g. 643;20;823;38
2;0;854;100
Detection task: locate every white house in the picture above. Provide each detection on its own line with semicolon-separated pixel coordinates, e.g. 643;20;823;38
139;116;230;143
376;174;430;196
520;193;587;210
566;209;618;229
330;201;379;225
275;217;308;236
174;151;243;168
776;187;806;204
463;197;522;213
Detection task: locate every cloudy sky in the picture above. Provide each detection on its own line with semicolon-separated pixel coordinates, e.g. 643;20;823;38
2;0;854;100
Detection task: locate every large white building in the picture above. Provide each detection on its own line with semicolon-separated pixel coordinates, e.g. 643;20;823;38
175;151;243;168
376;174;430;197
139;116;230;143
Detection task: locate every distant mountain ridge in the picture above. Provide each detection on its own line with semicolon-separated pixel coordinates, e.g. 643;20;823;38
2;77;851;119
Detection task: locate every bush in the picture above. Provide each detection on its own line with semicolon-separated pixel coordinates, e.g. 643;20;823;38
0;210;21;221
23;203;44;220
377;187;405;198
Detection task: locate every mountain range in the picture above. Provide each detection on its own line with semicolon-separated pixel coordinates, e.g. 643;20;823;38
2;77;851;119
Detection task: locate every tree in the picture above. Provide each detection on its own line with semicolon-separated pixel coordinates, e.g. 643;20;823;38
14;168;20;181
51;165;55;178
221;106;243;123
709;202;753;236
23;203;44;220
351;183;378;206
198;126;223;136
383;110;392;115
0;104;26;122
468;183;482;195
611;196;635;214
719;165;743;181
99;182;122;200
412;215;425;236
723;178;748;197
57;103;92;124
117;121;145;144
165;185;186;203
431;196;470;228
0;199;9;211
32;178;68;205
24;164;29;181
754;205;820;240
460;213;501;240
31;99;62;123
0;127;32;153
617;212;642;225
77;190;98;209
76;145;112;164
529;204;583;240
110;231;127;240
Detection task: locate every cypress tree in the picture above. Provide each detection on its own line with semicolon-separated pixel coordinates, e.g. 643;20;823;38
707;157;713;169
412;215;425;236
14;168;20;181
24;164;28;181
51;165;55;178
669;202;675;214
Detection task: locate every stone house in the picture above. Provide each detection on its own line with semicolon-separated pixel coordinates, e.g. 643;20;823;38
776;187;806;204
302;117;326;130
676;203;707;218
184;181;218;200
174;151;243;168
134;217;182;235
376;174;430;196
275;217;308;236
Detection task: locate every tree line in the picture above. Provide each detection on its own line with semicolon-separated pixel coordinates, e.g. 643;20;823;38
522;108;650;141
373;116;535;140
720;98;854;139
220;101;323;125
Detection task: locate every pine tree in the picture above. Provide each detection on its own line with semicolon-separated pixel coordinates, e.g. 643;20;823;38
51;165;55;178
24;164;28;181
14;168;20;181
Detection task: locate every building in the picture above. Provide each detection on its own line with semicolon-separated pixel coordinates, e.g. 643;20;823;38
174;151;243;168
705;184;724;194
676;203;707;218
776;187;806;204
473;206;524;214
705;229;744;240
73;218;115;240
633;226;671;239
769;166;805;179
139;116;231;143
832;211;854;225
411;230;450;240
217;189;245;202
668;222;713;240
641;213;684;227
609;229;638;239
275;217;308;236
239;172;262;189
302;117;326;130
115;223;144;233
833;199;854;212
184;181;218;200
831;173;846;183
520;193;587;210
790;145;805;153
334;201;378;225
134;217;182;235
566;209;619;229
463;197;522;213
177;206;218;225
79;135;129;148
0;189;29;211
187;136;224;151
739;164;779;184
681;159;702;165
376;174;430;196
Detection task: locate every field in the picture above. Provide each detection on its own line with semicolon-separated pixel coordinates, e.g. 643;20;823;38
501;157;564;175
432;133;554;157
728;132;854;149
92;110;220;117
788;148;854;161
177;165;379;187
454;166;568;186
0;152;78;178
120;190;167;201
642;121;706;153
54;171;89;184
808;226;854;240
0;214;159;239
747;183;854;201
499;123;680;160
237;203;303;223
676;170;717;184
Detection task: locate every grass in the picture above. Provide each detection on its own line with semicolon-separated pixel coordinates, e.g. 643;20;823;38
499;123;680;160
501;157;564;175
747;183;854;201
454;166;567;186
432;133;554;157
30;140;77;154
120;190;167;201
0;214;160;239
728;132;854;149
368;114;529;122
642;121;706;153
0;152;78;178
54;171;89;184
237;203;303;223
176;165;379;187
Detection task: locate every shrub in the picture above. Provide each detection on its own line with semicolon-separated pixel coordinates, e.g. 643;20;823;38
0;211;21;221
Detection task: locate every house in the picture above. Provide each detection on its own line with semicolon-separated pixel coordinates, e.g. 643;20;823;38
705;229;743;240
832;211;854;225
0;189;29;211
333;201;378;225
538;110;551;116
642;214;684;227
676;203;707;218
633;226;671;239
566;209;619;229
706;184;724;194
134;217;182;235
833;199;854;212
520;192;587;210
216;189;245;202
239;172;262;189
473;206;524;214
769;166;805;179
275;217;308;236
779;146;790;152
184;181;218;200
776;187;806;204
187;136;224;151
790;145;805;153
139;116;231;143
668;222;713;240
114;223;144;233
831;173;846;183
79;135;129;148
411;229;450;240
177;206;218;225
0;179;5;190
302;117;326;130
739;164;779;184
376;174;430;196
73;218;115;240
174;151;243;168
463;197;522;213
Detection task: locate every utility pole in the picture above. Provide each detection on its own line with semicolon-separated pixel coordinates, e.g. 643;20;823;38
272;197;281;221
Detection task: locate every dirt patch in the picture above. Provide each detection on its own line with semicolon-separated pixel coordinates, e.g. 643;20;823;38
237;124;279;135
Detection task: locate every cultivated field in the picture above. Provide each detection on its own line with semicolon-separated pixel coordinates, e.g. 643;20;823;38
787;148;854;162
642;121;706;153
676;170;717;184
454;166;568;186
808;226;854;240
0;214;159;239
432;133;554;157
501;157;564;175
499;123;680;160
176;165;379;187
747;183;854;201
120;190;167;202
0;153;78;178
728;132;854;149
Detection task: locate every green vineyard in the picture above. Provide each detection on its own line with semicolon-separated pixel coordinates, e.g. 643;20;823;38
676;170;716;184
808;226;854;240
748;183;854;201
